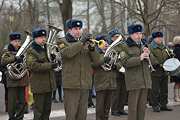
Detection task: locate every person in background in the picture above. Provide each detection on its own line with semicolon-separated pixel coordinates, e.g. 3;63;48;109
119;24;155;120
172;36;180;102
148;36;153;44
57;19;100;120
108;29;128;116
1;33;29;119
26;28;58;120
149;31;173;112
0;50;8;112
52;70;63;103
88;69;95;108
167;42;174;51
92;35;117;120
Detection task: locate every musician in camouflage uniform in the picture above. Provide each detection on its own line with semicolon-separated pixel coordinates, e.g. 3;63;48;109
119;24;155;120
57;19;100;120
108;29;128;116
1;33;29;120
26;28;58;120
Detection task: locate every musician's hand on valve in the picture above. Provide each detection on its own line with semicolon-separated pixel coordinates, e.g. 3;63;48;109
111;64;117;70
104;56;111;62
140;53;149;61
50;54;56;61
80;34;92;45
144;47;150;55
15;56;24;62
51;62;59;69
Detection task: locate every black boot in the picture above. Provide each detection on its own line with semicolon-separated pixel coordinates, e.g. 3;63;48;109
24;102;28;114
52;91;58;103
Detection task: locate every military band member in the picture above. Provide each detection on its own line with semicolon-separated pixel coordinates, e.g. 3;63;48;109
149;31;173;112
108;29;128;116
26;28;58;120
1;33;29;120
92;35;118;120
119;24;155;120
57;19;100;120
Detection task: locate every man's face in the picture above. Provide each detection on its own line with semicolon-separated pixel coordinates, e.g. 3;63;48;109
35;36;46;46
10;39;20;49
101;41;109;51
154;37;163;45
130;32;142;43
68;27;82;39
111;34;120;41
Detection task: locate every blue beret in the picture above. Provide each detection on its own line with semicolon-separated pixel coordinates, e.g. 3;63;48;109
128;24;143;35
148;36;153;42
152;31;163;38
108;29;120;38
95;35;109;42
32;28;47;39
9;33;21;41
66;19;83;29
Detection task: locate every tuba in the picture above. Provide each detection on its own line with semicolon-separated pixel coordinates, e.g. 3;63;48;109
6;31;33;79
101;33;126;71
46;25;62;71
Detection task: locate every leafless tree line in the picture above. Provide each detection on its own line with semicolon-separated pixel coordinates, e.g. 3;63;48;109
0;0;180;49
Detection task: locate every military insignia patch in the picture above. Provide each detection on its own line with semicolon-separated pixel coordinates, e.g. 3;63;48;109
77;22;80;25
120;51;125;57
42;31;45;34
29;56;33;61
2;54;5;58
59;43;64;48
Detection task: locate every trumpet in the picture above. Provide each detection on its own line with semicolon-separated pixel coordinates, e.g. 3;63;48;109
85;39;105;48
140;39;156;73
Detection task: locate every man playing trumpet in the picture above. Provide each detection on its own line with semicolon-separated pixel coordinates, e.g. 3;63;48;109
57;19;100;120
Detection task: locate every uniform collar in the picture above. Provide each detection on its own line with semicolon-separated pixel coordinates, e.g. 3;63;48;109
8;44;19;51
151;40;166;49
31;41;45;53
65;32;77;42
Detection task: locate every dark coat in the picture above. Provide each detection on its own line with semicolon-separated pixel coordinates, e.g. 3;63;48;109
0;54;7;85
26;41;56;93
1;44;29;87
172;44;180;83
54;71;62;86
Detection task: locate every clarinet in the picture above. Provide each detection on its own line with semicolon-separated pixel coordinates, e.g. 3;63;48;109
140;39;156;73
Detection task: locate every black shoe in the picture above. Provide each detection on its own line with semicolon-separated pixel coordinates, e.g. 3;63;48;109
112;112;121;116
24;104;28;114
53;98;58;103
153;108;160;112
160;107;173;111
120;111;128;115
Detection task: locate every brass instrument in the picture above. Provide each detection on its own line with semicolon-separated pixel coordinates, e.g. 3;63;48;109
46;25;62;71
6;31;33;79
139;39;156;72
85;38;105;48
101;33;126;71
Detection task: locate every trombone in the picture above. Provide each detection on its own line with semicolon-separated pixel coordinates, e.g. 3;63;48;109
85;39;105;48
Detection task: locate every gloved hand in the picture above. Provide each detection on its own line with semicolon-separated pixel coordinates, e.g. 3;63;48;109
51;62;59;69
50;54;56;61
170;53;176;58
156;63;161;68
80;34;92;45
15;55;24;62
88;45;94;52
104;56;111;62
111;64;117;70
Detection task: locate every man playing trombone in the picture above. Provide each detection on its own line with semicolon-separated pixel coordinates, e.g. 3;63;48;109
119;24;155;120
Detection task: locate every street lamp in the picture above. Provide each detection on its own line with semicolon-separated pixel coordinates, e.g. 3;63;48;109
9;14;14;33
